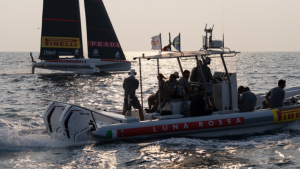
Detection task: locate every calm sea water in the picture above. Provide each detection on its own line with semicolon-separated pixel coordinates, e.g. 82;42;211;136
1;51;300;168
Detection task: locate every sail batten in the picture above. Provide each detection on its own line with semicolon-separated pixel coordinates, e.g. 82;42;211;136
40;0;83;60
84;0;126;60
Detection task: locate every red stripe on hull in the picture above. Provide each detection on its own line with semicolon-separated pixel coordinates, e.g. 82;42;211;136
117;130;122;138
121;117;244;138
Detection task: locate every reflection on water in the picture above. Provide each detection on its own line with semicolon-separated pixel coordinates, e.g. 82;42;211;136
1;52;300;168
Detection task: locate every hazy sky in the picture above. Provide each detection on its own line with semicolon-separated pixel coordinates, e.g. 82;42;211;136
0;0;299;52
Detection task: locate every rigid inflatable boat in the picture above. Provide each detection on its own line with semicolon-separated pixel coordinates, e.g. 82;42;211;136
42;25;300;142
43;99;300;142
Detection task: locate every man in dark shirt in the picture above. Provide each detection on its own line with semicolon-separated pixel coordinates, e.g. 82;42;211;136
122;69;144;121
190;58;213;83
200;57;213;83
240;87;257;112
190;58;217;110
151;74;177;111
178;70;195;96
265;79;286;109
190;88;212;116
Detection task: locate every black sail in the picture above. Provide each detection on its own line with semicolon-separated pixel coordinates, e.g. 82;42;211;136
40;0;83;60
84;0;126;60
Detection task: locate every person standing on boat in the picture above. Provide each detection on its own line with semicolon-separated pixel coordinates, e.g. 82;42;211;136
178;70;195;96
265;79;286;109
147;73;167;110
151;74;177;112
200;57;213;83
193;57;217;111
122;69;144;121
240;87;257;112
190;60;203;82
190;88;212;116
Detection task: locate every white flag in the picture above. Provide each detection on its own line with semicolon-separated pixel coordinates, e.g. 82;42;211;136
151;35;161;50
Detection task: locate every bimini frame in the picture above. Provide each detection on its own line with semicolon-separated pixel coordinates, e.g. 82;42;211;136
133;50;240;113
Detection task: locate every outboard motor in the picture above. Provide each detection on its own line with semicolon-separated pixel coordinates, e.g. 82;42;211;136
60;106;96;142
42;102;67;139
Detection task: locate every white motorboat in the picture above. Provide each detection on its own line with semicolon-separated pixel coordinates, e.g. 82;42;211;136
41;25;300;142
31;0;131;73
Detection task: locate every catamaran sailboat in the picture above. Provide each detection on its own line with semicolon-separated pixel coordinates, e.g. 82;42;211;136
41;25;300;142
31;0;131;73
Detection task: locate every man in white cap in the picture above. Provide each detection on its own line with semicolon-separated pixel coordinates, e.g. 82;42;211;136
174;71;180;83
122;69;144;121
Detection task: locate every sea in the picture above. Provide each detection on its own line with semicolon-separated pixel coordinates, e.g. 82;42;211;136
1;51;300;168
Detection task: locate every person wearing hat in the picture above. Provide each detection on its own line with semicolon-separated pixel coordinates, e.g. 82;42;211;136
122;69;144;121
174;71;180;83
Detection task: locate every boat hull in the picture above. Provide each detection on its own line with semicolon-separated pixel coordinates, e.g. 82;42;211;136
93;108;296;141
33;58;131;72
42;101;300;142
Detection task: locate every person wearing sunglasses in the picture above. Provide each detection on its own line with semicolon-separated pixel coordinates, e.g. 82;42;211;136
150;74;177;112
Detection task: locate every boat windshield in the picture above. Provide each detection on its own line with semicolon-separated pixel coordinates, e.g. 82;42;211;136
212;55;236;74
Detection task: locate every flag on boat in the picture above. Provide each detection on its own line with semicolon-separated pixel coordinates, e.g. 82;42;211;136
162;33;172;51
151;35;162;50
173;35;180;51
162;44;171;51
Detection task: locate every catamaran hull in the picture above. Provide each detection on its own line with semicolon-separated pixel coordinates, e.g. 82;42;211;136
33;58;131;72
42;101;300;143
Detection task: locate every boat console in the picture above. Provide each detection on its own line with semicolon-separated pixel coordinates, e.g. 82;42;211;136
212;72;238;111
